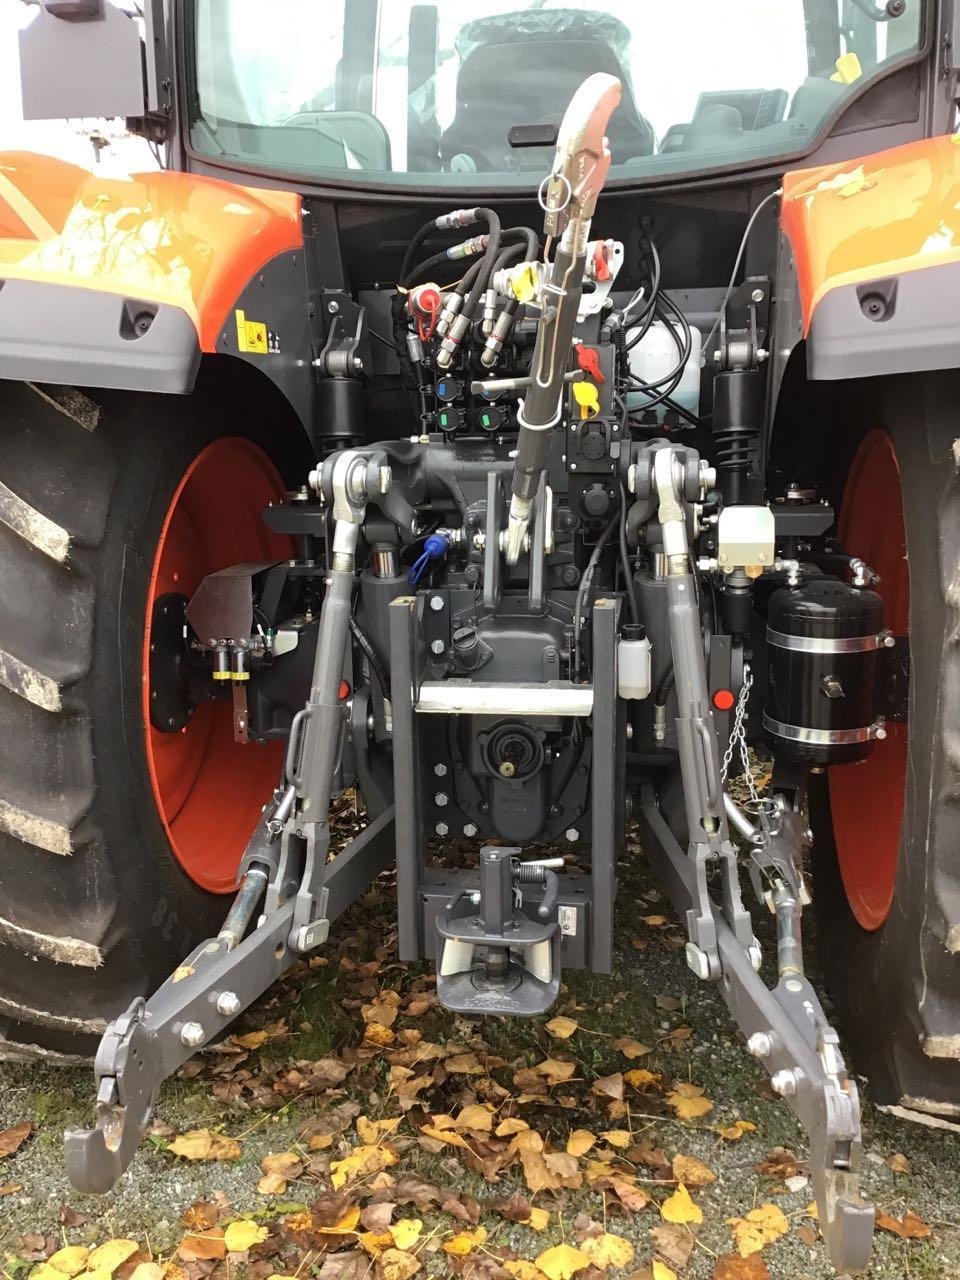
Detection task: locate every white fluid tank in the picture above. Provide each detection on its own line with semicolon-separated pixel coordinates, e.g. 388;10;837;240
626;319;702;420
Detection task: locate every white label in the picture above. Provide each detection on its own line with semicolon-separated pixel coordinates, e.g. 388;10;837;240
558;905;578;937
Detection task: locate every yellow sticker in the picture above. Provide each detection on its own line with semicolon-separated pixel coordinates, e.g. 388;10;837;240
831;52;862;84
234;309;269;355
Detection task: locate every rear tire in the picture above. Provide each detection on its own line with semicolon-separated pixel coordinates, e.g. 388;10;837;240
0;372;304;1058
811;371;960;1115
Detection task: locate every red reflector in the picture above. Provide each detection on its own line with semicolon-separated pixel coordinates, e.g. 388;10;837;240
339;680;351;700
713;689;735;711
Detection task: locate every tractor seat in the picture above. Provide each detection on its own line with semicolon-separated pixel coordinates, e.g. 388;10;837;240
441;10;654;174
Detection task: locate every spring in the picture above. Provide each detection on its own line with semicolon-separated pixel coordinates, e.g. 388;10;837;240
713;423;759;473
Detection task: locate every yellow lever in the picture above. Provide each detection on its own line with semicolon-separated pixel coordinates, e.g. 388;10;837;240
573;380;600;420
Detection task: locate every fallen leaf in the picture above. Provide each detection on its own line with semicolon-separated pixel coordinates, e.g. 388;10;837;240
258;1151;303;1195
612;1037;650;1060
671;1154;715;1188
661;1184;703;1226
567;1129;596;1157
379;1249;421;1280
168;1129;242;1162
875;1210;932;1240
316;1207;362;1236
0;1121;33;1158
1;1182;22;1195
442;1226;487;1256
504;1265;549;1280
642;914;668;927
330;1144;397;1189
727;1204;789;1256
666;1083;713;1121
535;1243;591;1280
223;1221;269;1253
177;1234;227;1262
86;1242;139;1274
716;1120;756;1142
885;1153;911;1175
545;1016;579;1040
649;1224;695;1269
653;1262;679;1280
455;1104;495;1132
713;1256;771;1280
128;1266;164;1280
625;1068;662;1091
592;1072;624;1101
181;1201;220;1231
388;1220;422;1251
534;1058;577;1084
581;1232;635;1269
755;1147;801;1180
496;1118;530;1137
660;1025;694;1050
45;1247;90;1277
527;1207;550;1232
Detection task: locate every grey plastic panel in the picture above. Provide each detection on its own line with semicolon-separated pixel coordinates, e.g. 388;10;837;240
807;259;960;382
18;3;145;121
0;279;200;394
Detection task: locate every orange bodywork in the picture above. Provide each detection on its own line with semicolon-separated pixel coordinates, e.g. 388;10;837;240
0;151;302;352
783;133;960;335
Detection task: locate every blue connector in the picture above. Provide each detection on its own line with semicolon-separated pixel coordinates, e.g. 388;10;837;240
408;533;449;585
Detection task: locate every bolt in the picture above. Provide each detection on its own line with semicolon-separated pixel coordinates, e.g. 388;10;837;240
748;940;763;971
751;288;764;303
499;761;516;778
430;639;446;656
565;827;580;842
434;763;448;777
179;1021;205;1048
430;595;445;612
569;462;577;472
434;792;448;807
747;1031;773;1059
685;942;711;980
435;822;449;836
327;300;339;314
379;466;392;495
771;1068;802;1097
216;991;241;1018
463;823;478;837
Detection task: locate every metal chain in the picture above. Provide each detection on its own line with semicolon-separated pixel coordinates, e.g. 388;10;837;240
720;664;759;803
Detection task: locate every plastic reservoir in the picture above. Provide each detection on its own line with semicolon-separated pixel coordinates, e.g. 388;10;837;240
626;320;702;420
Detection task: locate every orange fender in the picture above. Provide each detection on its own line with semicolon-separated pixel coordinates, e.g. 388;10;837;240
0;151;302;353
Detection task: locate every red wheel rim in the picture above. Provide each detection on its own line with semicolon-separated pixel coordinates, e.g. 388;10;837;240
828;430;909;931
143;439;293;894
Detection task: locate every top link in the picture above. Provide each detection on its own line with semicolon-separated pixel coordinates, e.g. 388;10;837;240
540;72;622;239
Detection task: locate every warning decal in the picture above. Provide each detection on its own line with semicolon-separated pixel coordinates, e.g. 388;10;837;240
235;309;270;355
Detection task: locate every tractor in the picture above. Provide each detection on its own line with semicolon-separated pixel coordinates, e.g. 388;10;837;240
1;0;954;1269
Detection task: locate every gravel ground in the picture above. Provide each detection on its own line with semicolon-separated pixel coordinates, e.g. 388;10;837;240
1;833;959;1279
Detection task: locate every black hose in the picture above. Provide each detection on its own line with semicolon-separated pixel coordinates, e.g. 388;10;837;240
618;483;640;625
462;207;502;318
654;664;675;706
400;219;445;284
625;493;659;546
349;616;391;701
573;511;619;682
625;237;661;351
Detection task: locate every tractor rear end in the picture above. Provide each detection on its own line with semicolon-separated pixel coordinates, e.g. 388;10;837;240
3;2;960;1271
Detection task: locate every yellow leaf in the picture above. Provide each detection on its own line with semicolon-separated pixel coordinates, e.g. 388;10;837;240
661;1183;703;1225
534;1058;577;1083
504;1264;549;1280
379;1249;421;1280
356;1116;401;1144
544;1016;578;1040
223;1221;269;1252
716;1120;756;1141
612;1037;650;1059
363;1022;395;1047
128;1267;163;1280
642;914;668;926
671;1153;715;1187
315;1207;361;1235
581;1232;635;1269
652;1262;678;1280
389;1219;423;1250
359;1232;394;1257
46;1248;90;1277
231;1030;268;1049
86;1243;139;1275
535;1243;590;1280
601;1129;632;1150
496;1118;530;1137
727;1203;789;1256
566;1129;596;1157
455;1103;495;1132
625;1068;662;1090
527;1207;550;1231
442;1226;487;1257
168;1128;242;1162
666;1083;713;1121
330;1143;397;1188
